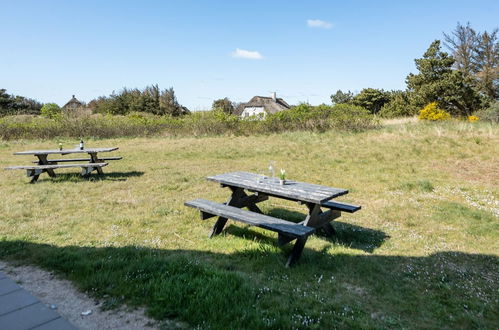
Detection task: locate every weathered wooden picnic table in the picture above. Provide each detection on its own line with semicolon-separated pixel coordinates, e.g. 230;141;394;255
185;171;361;266
5;147;121;183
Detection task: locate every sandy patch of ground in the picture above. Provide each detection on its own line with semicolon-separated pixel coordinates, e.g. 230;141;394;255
0;261;184;330
381;117;418;125
432;159;499;187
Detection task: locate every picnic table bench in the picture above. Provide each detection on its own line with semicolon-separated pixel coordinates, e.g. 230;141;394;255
5;147;121;183
185;171;361;267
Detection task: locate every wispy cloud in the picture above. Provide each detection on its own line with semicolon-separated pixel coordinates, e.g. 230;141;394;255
307;19;333;29
231;48;263;60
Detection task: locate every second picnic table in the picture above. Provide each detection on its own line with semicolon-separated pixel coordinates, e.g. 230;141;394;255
5;147;121;183
185;171;361;266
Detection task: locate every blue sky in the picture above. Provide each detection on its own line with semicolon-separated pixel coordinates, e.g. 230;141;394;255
1;0;498;110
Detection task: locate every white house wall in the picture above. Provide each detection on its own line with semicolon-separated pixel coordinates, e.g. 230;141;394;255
241;106;266;119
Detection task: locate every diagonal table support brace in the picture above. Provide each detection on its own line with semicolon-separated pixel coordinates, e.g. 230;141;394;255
209;187;268;237
279;204;341;246
36;154;56;177
89;152;104;175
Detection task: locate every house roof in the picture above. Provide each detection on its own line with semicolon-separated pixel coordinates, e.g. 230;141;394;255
235;95;291;116
62;95;83;109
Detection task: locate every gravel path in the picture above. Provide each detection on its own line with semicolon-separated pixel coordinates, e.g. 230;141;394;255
0;261;184;330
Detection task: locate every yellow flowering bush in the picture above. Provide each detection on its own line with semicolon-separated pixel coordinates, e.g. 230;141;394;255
468;115;479;122
418;102;451;121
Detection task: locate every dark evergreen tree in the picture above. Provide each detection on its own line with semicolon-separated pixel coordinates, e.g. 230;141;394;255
212;97;235;114
330;90;353;105
406;40;482;116
0;89;42;116
159;87;190;116
88;85;189;116
351;88;391;114
379;91;418;118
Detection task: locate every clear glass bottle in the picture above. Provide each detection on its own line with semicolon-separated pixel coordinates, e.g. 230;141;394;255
268;161;276;182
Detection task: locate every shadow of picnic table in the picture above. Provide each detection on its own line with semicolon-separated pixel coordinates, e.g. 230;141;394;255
34;171;145;183
264;207;389;253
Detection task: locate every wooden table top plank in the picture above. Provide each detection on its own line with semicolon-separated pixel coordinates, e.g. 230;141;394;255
207;171;348;204
13;147;119;156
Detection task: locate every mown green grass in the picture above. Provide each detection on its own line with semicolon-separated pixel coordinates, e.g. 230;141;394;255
0;121;497;329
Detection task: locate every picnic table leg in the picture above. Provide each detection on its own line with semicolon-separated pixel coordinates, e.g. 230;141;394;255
321;222;337;236
209;187;261;237
285;237;308;267
88;152;104;175
27;169;42;183
303;203;337;237
36;154;56;178
279;204;322;246
209;189;241;237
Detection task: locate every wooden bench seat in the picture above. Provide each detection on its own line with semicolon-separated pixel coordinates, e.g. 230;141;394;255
5;163;108;170
185;199;315;238
321;200;361;213
31;156;122;163
5;163;108;181
185;198;315;266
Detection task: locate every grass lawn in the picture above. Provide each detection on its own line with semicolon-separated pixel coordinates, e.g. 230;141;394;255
0;121;497;329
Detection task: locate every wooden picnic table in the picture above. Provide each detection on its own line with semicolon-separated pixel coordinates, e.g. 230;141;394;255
6;147;121;183
185;171;361;266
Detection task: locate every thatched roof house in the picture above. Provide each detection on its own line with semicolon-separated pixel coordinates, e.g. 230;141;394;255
62;95;84;111
236;92;291;118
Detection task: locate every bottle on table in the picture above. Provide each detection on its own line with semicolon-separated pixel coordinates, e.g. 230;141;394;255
268;161;276;182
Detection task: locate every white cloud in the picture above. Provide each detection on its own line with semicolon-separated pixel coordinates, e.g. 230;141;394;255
307;19;333;29
231;48;263;60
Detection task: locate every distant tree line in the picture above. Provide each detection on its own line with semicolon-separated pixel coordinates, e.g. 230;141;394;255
88;85;190;116
331;22;498;118
0;89;43;116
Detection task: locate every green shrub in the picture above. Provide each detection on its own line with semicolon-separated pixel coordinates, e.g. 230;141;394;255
40;103;62;119
329;104;379;131
212;98;235;114
264;103;331;132
475;101;499;123
379;93;418;118
351;88;391;114
264;103;378;133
